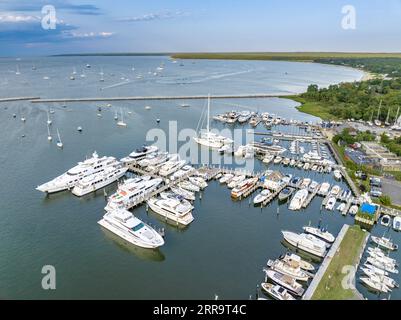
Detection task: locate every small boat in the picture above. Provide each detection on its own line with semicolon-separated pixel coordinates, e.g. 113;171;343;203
273;156;282;164
278;187;294;202
219;173;234;184
263;269;305;297
117;108;127;127
288;189;308;211
361;270;398;289
325;196;336;211
227;175;246;189
253;189;271;205
337;203;346;211
280;252;315;272
282;231;327;257
56;129;63;149
170;186;195;201
46;110;52;126
393;216;401;231
145;106;152;110
262;154;274;164
266;259;311;282
371;236;398;251
366;257;398;274
381;215;391;227
188;177;208;189
178;181;200;193
367;248;398;265
360;277;391;293
77;126;83;132
260;283;296;301
348;205;358;215
303;226;335;243
333;170;342;180
47;124;52;141
363;263;389;276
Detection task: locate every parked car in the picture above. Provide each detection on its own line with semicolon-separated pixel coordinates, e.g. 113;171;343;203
370;188;382;197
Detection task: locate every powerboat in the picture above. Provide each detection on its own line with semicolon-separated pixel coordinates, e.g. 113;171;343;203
300;178;311;189
366;257;398;274
137;152;170;168
308;181;319;193
263;269;305;297
381;215;391;227
360;277;391;293
219;173;234;184
262;154;275;164
159;160;186;177
288;189;308;211
253;189;271;205
227;175;246;189
280;252;315;272
302;226;335;243
289;176;301;188
260;283;296;300
188;176;208;189
231;178;258;199
105;176;162;211
333;169;342;180
325;197;336;211
337;203;346;212
393;216;401;231
36;152;118;194
330;185;341;196
146;197;194;226
170;186;196;201
360;267;398;288
278;187;294;202
371;236;398;251
282;231;327;257
98;208;164;249
318;182;330;196
72;165;128;197
170;165;195;180
121;145;158;163
178;180;200;192
266;259;311;282
348;205;359;215
160;192;194;209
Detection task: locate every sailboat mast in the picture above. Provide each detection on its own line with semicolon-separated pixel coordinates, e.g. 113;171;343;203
377;99;382;120
386;108;390;124
207;94;210;133
395;106;400;126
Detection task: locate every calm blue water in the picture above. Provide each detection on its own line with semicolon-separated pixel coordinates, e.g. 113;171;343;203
1;56;398;300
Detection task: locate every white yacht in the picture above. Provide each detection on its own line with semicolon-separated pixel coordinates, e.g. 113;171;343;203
98;208;164;248
159;159;186;177
366;257;398;274
263;269;305;297
360;267;398;289
303;226;335;243
393;216;401;231
266;259;310;282
253;189;271;205
171;165;195;180
288;189;308;211
280;252;315;272
105;177;162;211
147;197;194;226
325;196;337;211
371;236;398;251
178;180;200;192
260;283;295;301
137;152;169;168
282;231;327;257
219;173;234;184
72;165;128;197
333;169;342;180
170;186;196;201
330;185;341;196
121;145;159;164
194;95;233;149
188;176;208;189
227;175;246;189
300;178;311;189
360;277;391;293
262;154;274;164
36;152;118;193
159;192;194;210
231;178;258;199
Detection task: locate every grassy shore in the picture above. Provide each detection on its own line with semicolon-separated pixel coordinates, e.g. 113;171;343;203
311;225;367;300
285;95;339;120
172;52;401;62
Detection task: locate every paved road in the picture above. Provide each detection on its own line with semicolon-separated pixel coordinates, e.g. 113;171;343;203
381;177;401;206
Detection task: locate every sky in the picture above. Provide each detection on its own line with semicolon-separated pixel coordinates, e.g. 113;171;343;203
1;0;401;56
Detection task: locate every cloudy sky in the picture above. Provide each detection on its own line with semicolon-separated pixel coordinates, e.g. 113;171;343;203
1;0;401;56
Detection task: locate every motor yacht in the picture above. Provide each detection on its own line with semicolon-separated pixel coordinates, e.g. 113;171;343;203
98;208;164;248
159;160;186;177
266;259;311;282
170;186;196;201
263;269;305;297
72;165;128;197
288;189;308;210
280;252;315;271
260;283;296;300
303;226;335;243
393;216;401;231
178;180;200;192
105;177;162;211
325;197;337;211
36;152;118;193
278;187;294;202
227;175;246;189
188;176;208;189
231;178;258;199
121;145;159;164
147;197;194;226
282;231;327;257
371;236;398;251
219;173;234;184
253;189;271;205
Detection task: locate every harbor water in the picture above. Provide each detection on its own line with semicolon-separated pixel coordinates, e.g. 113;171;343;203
0;56;399;299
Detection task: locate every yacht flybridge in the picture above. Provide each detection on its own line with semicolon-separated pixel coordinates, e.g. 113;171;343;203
36;152;120;194
98;208;164;249
194;94;233;149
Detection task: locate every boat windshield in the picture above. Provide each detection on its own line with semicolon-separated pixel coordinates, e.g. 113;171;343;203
132;222;145;232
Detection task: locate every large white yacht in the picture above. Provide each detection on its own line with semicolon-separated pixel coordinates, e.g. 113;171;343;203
288;189;308;210
282;231;327;257
159;159;186;177
147;197;194;226
121;145;159;164
105;176;163;211
72;165;128;197
137;152;169;168
36;152;118;193
98;208;164;248
194;95;233;149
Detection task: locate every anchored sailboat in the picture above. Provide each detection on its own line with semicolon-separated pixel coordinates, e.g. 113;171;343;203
117;108;127;127
193;94;233;148
56;129;63;148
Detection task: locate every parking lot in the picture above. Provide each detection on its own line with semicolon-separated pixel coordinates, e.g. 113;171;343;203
381;177;401;206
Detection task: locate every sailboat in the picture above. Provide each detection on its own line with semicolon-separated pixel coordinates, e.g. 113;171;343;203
56;129;63;148
114;109;118;121
117;108;127;127
193;94;233;149
385;108;391;126
374;100;382;126
100;67;104;82
47;124;52;141
15;65;21;75
72;67;77;75
47;110;52;126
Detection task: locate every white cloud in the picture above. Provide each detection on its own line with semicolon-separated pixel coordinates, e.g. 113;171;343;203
67;31;114;38
0;13;40;23
118;10;189;23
